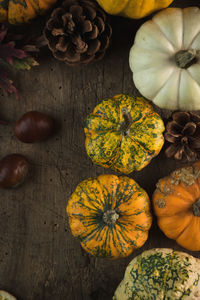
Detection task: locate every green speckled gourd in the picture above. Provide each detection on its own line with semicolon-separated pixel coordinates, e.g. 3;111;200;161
84;94;165;174
113;248;200;300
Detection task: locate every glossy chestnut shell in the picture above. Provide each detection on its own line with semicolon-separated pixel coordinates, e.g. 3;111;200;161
0;154;29;189
14;111;54;143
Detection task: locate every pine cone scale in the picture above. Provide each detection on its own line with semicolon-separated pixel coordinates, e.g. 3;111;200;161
189;137;200;149
52;28;65;36
69;5;83;16
62;14;76;32
165;132;180;143
72;35;88;53
172;111;190;125
165;144;181;158
56;37;68;52
84;6;97;20
166;121;182;135
65;46;81;62
182;122;196;136
44;0;112;65
51;8;64;22
190;113;200;123
86;25;98;39
95;17;105;33
174;147;184;160
184;145;197;161
99;35;109;51
87;39;101;55
82;20;93;33
46;19;55;31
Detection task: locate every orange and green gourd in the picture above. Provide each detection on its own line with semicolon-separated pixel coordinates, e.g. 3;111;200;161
0;0;57;24
84;94;165;174
67;174;152;259
96;0;174;19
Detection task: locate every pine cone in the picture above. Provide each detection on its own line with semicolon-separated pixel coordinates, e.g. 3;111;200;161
165;111;200;161
43;0;112;65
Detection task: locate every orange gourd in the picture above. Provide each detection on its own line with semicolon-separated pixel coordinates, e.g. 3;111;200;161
153;161;200;251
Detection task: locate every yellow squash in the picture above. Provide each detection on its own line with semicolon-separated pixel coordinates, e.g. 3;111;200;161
84;94;165;174
67;174;152;259
0;0;57;24
97;0;173;19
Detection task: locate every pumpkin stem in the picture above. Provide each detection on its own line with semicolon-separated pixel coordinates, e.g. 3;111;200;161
120;108;133;136
175;49;199;69
193;198;200;217
103;209;119;225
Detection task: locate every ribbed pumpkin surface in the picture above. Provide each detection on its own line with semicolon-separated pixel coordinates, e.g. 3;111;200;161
84;94;165;174
113;248;200;299
97;0;173;19
67;174;152;259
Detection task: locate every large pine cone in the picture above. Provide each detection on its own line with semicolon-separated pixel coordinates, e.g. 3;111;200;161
165;111;200;161
43;0;112;65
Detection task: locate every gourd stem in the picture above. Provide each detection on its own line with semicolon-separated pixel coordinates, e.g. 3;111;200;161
175;49;200;69
193;198;200;217
120;108;133;135
103;209;119;225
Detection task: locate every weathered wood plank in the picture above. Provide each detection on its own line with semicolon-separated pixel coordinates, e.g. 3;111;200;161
0;0;200;299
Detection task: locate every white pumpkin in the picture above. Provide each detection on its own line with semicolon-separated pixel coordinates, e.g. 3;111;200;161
0;290;16;300
129;7;200;111
113;248;200;300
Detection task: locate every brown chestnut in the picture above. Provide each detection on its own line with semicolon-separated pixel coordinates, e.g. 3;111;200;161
14;111;54;143
0;154;29;189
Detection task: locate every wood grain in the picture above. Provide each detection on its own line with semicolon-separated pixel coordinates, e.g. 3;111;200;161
0;0;200;299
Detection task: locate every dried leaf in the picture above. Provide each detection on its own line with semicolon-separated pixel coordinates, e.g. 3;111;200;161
13;57;39;70
0;23;42;98
0;41;27;65
0;68;19;98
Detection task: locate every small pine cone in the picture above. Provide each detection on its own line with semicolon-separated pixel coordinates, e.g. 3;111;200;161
165;111;200;161
43;0;112;65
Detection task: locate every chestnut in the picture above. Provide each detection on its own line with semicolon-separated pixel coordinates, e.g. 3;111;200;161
0;154;29;189
14;111;54;143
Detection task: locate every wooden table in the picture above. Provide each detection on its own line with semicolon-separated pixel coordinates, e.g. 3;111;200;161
1;0;200;299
